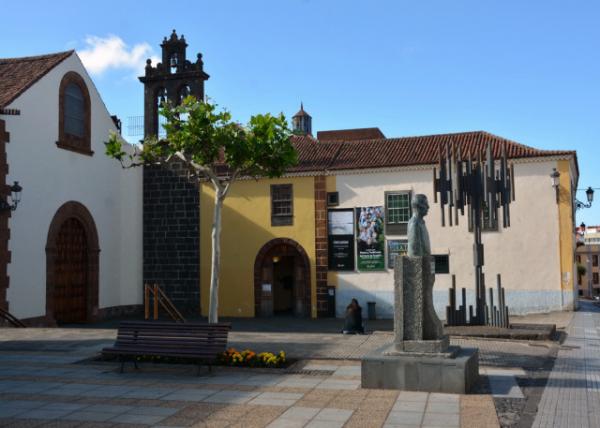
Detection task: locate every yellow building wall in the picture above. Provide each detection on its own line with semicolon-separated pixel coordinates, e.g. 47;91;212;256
200;176;317;317
557;159;575;297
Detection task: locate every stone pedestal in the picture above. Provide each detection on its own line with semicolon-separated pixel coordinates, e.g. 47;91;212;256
362;344;479;394
361;255;479;393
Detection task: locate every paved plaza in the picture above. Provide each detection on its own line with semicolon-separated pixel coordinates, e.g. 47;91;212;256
0;306;594;427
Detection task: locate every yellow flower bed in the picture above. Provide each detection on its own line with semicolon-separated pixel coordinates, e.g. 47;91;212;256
219;348;286;368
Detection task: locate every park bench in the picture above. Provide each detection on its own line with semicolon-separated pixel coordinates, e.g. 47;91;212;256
102;321;231;374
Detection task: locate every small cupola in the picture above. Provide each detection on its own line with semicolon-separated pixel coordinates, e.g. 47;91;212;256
292;102;312;136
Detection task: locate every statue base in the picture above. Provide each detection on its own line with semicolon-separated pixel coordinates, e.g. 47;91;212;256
362;344;479;393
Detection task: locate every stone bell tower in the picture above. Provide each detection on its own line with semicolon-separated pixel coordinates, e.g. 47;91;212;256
139;29;210;138
139;31;207;314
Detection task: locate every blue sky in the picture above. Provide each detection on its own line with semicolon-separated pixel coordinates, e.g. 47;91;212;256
2;0;599;223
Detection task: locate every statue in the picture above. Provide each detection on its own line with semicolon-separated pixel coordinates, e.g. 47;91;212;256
407;194;431;257
361;198;479;393
392;194;446;353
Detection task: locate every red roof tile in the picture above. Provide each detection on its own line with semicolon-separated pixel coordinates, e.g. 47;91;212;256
0;51;73;109
317;127;385;141
289;131;575;173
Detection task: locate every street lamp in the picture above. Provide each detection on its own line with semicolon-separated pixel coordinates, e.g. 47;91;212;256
576;187;595;210
550;168;560;203
0;181;22;212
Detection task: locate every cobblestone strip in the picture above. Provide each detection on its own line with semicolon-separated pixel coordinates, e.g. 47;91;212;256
532;303;600;428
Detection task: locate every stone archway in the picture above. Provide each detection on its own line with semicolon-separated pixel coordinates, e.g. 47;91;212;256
254;238;311;317
46;201;99;324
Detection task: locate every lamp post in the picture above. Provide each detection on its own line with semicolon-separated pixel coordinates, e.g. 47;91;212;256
0;181;22;212
550;168;561;203
575;187;595;210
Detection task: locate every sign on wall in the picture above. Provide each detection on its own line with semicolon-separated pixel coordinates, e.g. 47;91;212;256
328;209;355;271
356;206;385;271
387;239;408;269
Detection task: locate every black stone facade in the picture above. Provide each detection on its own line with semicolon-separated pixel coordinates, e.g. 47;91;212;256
143;161;199;314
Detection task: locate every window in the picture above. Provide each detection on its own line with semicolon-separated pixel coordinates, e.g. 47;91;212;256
385;191;411;235
271;184;293;226
594;272;599;285
433;254;450;274
593;255;598;267
58;71;92;155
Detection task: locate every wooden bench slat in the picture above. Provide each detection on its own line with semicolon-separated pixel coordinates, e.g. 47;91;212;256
102;321;231;373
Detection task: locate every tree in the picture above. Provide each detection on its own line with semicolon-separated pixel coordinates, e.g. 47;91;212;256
106;97;297;323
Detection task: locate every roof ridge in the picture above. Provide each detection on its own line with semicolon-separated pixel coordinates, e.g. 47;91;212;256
0;50;73;64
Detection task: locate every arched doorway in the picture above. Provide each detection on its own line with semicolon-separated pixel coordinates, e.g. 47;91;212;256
254;238;311;317
46;201;99;324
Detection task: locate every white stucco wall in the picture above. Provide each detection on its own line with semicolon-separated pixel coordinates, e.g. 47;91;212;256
334;160;564;318
4;53;143;319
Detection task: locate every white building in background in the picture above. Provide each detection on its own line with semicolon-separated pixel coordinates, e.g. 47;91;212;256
0;50;142;324
313;129;579;319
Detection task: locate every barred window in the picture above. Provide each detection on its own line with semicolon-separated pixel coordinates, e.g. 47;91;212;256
385;191;411;235
434;254;450;274
271;184;293;226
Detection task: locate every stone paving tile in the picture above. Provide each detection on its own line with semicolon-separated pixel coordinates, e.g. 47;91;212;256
315;379;359;390
44;383;102;396
279;406;321;421
120;387;175;399
16;409;73;420
385;411;423;425
302;364;339;371
39;402;89;412
62;411;115;422
422;411;459;427
0;418;47;428
331;366;361;377
109;413;167;425
204;390;261;404
313;407;353;422
161;388;219;402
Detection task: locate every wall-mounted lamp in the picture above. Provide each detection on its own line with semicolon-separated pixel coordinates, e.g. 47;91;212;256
0;181;22;212
550;168;560;203
272;256;280;264
575;187;595;210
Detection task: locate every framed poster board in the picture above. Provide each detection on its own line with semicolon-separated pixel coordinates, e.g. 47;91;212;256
356;206;385;271
328;209;355;271
387;239;408;269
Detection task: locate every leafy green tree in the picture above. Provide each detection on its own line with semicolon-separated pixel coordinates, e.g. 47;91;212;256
106;97;297;323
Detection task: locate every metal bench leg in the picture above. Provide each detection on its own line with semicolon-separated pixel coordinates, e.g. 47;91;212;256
197;363;202;376
119;356;125;374
134;358;139;370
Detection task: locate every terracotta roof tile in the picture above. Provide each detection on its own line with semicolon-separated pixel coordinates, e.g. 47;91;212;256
317;127;385;141
290;131;575;173
0;51;73;109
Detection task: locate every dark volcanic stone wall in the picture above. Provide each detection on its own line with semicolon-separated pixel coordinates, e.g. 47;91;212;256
143;161;199;314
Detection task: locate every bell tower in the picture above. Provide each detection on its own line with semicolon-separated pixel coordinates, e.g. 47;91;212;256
292;103;312;136
139;30;210;138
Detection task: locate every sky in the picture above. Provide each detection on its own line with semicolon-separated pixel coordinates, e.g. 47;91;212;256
2;0;599;224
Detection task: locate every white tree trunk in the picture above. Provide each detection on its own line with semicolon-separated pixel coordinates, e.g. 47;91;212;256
208;187;224;323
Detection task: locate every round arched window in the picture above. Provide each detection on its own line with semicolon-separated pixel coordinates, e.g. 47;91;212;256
58;72;92;155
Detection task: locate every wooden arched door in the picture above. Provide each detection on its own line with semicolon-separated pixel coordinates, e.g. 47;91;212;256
53;218;88;323
46;201;99;324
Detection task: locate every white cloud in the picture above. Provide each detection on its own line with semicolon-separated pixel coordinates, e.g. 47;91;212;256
78;35;159;76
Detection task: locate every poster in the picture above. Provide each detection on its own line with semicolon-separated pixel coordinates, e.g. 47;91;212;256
328;210;355;271
387;239;408;269
356;206;385;271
